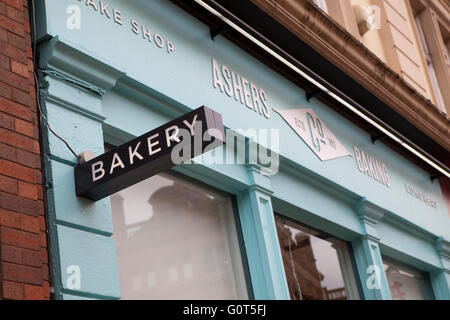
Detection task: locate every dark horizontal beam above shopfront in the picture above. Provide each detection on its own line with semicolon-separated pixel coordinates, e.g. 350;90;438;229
169;0;450;178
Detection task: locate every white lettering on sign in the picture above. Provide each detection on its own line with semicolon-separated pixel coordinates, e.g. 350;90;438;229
212;58;271;119
354;146;391;188
92;161;105;182
128;142;143;165
165;125;181;148
77;0;175;54
147;133;162;156
90;112;201;182
110;153;125;174
405;184;437;209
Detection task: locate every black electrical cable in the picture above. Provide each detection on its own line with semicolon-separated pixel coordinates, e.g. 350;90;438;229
31;0;78;159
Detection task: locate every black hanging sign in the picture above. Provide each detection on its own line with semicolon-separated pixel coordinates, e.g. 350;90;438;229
75;106;225;201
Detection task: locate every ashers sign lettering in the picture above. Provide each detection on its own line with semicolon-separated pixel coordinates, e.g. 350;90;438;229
212;58;271;119
75;106;225;201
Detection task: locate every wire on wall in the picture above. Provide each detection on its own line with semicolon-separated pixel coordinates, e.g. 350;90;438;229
31;0;78;159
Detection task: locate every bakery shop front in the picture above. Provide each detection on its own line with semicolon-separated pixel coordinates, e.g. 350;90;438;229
34;0;449;300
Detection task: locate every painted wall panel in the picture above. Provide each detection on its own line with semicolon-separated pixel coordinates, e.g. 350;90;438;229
56;225;121;299
377;221;441;269
44;98;105;163
47;159;114;235
271;169;362;236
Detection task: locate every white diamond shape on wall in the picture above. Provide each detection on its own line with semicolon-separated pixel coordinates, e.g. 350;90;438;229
274;108;352;161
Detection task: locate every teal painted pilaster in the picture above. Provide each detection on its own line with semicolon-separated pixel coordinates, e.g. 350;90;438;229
236;150;290;299
39;37;125;299
352;200;392;300
430;238;450;299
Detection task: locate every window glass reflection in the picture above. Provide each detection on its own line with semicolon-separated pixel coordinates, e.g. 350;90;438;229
383;256;434;300
111;172;247;300
275;215;356;300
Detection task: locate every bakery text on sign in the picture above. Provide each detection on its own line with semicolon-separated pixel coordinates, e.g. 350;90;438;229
75;107;224;201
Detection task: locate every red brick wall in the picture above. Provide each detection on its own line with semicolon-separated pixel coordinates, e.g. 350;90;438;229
0;0;50;300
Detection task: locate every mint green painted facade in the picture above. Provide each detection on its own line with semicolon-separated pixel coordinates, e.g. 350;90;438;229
35;0;449;300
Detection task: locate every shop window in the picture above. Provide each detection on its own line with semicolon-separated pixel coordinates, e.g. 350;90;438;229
275;214;360;300
110;171;248;299
383;256;435;300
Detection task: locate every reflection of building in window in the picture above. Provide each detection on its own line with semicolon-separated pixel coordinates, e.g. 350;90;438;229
275;215;351;300
389;281;406;300
277;221;325;299
383;256;435;300
111;173;246;300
